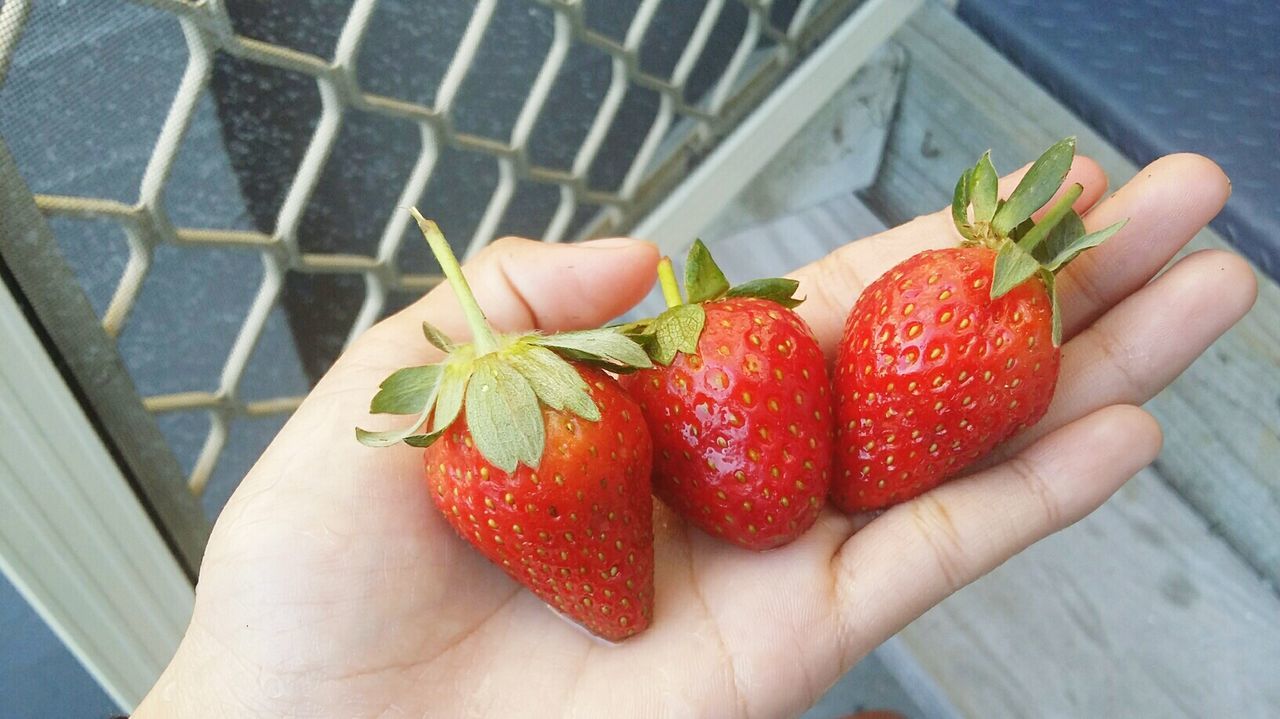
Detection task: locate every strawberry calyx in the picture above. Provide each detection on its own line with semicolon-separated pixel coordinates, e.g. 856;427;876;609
355;209;652;472
625;239;803;365
951;137;1127;345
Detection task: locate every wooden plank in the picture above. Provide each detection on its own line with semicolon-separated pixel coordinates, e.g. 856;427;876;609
627;45;905;316
865;2;1280;591
899;468;1280;716
631;0;923;253
850;4;1280;715
701;44;905;244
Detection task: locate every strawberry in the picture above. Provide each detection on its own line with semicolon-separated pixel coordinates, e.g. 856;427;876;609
422;366;654;640
620;241;832;550
832;138;1126;512
358;210;656;641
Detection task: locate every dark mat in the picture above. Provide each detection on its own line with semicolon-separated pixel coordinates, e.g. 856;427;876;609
959;0;1280;280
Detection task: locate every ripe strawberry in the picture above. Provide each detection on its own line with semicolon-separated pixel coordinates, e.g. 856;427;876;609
832;139;1126;512
424;366;654;640
620;241;832;550
358;210;656;640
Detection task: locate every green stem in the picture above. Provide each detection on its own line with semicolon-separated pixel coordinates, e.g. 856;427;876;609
410;208;498;354
657;257;683;309
1015;183;1083;255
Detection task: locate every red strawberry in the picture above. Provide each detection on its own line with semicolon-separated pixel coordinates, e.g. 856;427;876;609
833;247;1058;510
358;210;656;640
620;241;832;550
832;139;1126;512
425;366;654;640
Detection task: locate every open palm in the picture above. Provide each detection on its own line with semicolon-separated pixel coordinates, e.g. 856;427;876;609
135;154;1253;718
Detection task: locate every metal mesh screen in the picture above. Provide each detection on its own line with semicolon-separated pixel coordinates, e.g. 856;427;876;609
0;0;860;523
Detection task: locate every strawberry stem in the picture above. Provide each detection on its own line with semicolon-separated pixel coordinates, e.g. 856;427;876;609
411;208;498;355
1015;183;1083;255
657;257;684;309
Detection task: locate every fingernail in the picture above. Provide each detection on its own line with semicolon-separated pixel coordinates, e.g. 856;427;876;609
579;237;643;249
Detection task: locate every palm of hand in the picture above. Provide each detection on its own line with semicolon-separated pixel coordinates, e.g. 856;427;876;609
139;155;1252;718
200;456;853;718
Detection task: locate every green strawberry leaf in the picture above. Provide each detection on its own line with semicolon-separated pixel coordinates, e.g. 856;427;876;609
969;151;999;224
684;239;730;304
465;357;545;472
431;362;470;433
649;303;705;365
1043;219;1127;271
1034;208;1086;265
725;277;803;308
991;137;1076;235
549;351;650;374
609;317;654;337
403;428;447;448
356;419;428;447
507;344;600;421
1040;268;1062;346
532;328;652;369
990;240;1041;299
952;167;973;239
1012;183;1083;257
1008;216;1035;242
368;364;443;415
421;321;455;353
356;381;438;446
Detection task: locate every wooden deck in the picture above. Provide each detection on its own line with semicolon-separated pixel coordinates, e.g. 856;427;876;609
690;3;1280;716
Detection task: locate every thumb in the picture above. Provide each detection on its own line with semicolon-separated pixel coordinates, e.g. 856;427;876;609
456;236;660;334
346;236;659;371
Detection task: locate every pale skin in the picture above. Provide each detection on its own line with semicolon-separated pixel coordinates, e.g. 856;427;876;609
135;154;1254;718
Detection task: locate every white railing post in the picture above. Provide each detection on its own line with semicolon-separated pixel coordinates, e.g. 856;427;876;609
0;276;193;711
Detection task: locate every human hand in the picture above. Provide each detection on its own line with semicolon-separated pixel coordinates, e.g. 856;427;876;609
133;153;1253;718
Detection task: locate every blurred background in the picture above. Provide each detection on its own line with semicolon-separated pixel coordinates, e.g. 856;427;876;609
0;0;1276;716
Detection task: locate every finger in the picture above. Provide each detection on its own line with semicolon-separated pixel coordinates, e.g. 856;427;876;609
791;156;1108;354
831;404;1162;656
460;237;660;333
1059;153;1231;337
990;249;1256;459
347;236;660;372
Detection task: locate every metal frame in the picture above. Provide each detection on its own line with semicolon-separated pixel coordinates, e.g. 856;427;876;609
5;0;881;519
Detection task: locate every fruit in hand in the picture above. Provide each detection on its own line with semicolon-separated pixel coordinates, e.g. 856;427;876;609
832;139;1126;512
620;241;832;550
358;210;656;641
